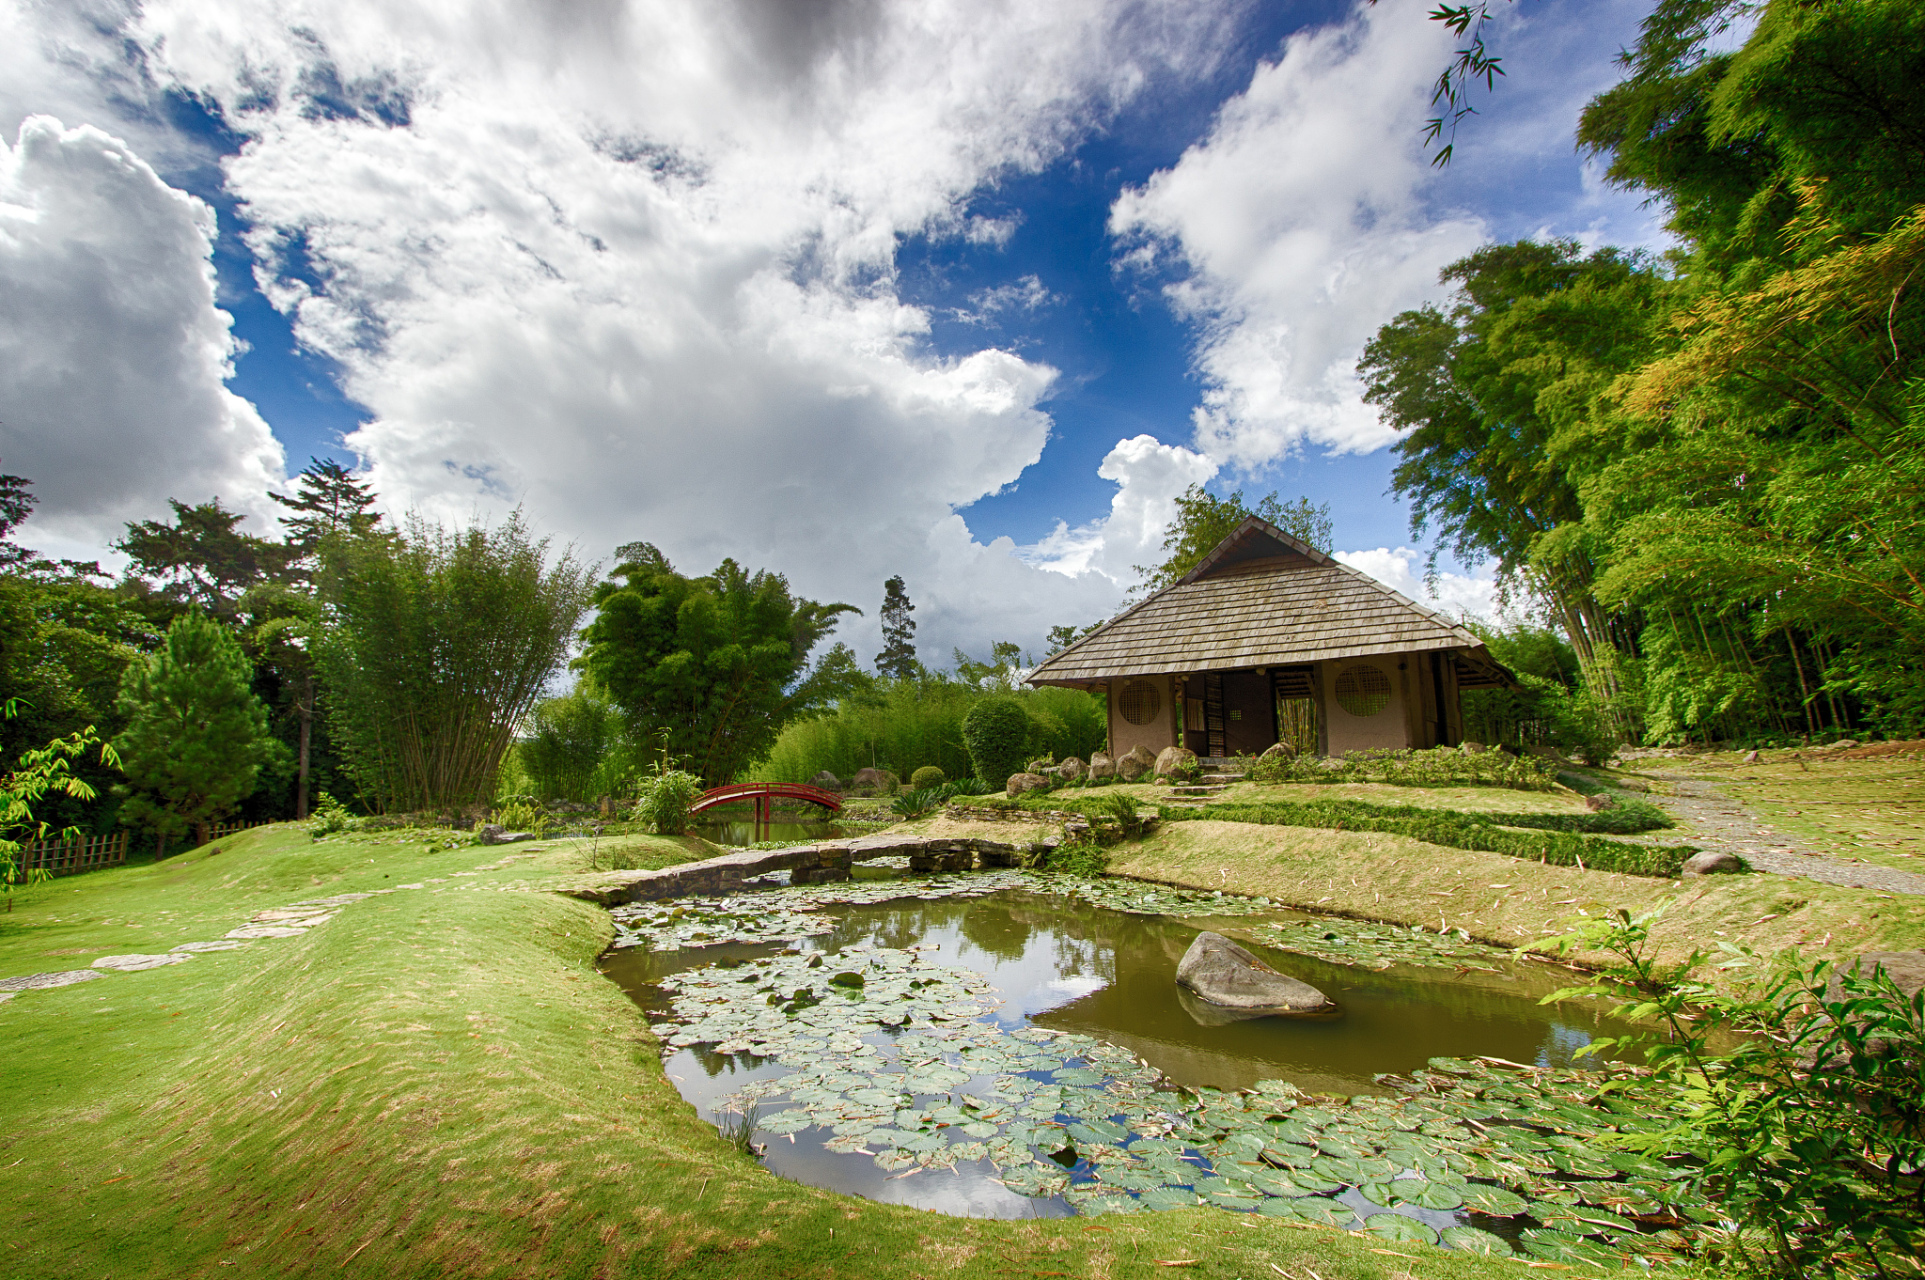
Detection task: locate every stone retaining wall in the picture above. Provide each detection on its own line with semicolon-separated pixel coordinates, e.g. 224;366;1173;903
564;832;1058;904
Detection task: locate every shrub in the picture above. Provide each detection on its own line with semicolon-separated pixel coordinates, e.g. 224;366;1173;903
910;765;946;790
961;696;1030;788
1025;837;1109;876
891;788;943;819
1160;798;1688;876
490;797;545;832
308;791;354;837
521;677;628;802
1247;745;1559;791
1545;908;1925;1276
633;770;703;835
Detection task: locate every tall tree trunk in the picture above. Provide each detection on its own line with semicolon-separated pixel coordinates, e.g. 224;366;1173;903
296;676;313;821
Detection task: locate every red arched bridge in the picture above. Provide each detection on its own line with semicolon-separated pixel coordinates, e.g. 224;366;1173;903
688;783;843;823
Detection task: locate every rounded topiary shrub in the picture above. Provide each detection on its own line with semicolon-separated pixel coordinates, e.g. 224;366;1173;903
910;765;946;791
962;696;1031;788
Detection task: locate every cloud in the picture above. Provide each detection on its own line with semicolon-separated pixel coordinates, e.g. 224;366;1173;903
1110;3;1487;470
1333;546;1498;622
0;116;285;559
0;0;1247;655
1020;434;1216;583
966;274;1055;322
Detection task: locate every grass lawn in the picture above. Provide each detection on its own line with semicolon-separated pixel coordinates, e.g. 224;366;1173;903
2;823;1662;1280
1629;747;1925;874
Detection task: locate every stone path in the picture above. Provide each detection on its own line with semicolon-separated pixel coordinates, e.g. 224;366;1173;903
1640;773;1925;896
0;891;379;1004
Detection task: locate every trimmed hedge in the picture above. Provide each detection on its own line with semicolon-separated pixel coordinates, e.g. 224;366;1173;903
961;697;1030;790
1161;800;1690;878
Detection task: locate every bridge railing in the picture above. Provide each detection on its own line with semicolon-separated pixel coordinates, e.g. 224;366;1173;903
688;783;843;815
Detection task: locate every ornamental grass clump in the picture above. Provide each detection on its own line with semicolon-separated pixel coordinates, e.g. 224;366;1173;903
633;770;703;835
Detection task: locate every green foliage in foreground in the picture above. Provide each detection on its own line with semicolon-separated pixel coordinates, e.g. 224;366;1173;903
0;720;116;907
1544;907;1924;1278
1159;798;1690;877
1248;746;1561;791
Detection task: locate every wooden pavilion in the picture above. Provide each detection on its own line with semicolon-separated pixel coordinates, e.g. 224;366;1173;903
1024;518;1515;760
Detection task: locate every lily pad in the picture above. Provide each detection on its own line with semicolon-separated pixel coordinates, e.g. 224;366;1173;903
1366;1212;1440;1245
1440;1225;1514;1256
1459;1185;1529;1217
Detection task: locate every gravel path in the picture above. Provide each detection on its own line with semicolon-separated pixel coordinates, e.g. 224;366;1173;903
1641;773;1925;896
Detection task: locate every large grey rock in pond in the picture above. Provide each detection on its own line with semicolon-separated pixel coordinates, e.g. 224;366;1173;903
1117;745;1157;781
810;770;844;791
1175;931;1338;1017
1154;745;1197;778
1682;849;1747;876
1087;751;1115;780
1006;772;1052;798
1055;756;1086;781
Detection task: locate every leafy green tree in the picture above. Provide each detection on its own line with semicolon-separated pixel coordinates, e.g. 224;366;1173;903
520;676;627;803
579;545;862;785
115;498;295;619
0;461;36;570
952;641;1028;691
114;612;280;851
314;512;593;811
874;575;920;678
1131;486;1332;596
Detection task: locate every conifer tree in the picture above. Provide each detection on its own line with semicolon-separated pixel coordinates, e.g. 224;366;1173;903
875;575;920;678
114;612;278;851
271;458;382;555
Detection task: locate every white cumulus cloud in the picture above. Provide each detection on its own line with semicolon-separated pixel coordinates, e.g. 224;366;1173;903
0;116;285;560
1109;2;1487;469
1334;546;1498;623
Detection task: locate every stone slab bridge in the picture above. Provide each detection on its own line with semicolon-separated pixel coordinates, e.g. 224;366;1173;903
564;832;1060;905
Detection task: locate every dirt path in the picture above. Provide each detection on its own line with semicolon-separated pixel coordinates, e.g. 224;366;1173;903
1641;772;1925;896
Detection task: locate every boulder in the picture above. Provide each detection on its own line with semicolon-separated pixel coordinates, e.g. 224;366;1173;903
1087;751;1116;780
810;770;845;791
1026;757;1054;774
1006;772;1052;798
479;824;536;846
1459;741;1487;754
1175;932;1338;1017
1829;951;1925;1003
1117;745;1157;781
1154;745;1198;778
1258;742;1293;762
1682;849;1747;876
1742;750;1763;764
1584;793;1618;812
1830;739;1861;750
850;767;895;794
1055;756;1086;781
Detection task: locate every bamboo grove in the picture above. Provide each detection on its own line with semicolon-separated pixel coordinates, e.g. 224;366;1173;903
1358;0;1925;744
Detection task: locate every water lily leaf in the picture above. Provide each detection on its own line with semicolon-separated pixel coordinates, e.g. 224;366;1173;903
1366;1212;1439;1245
1258;1197;1350;1226
1310;1155;1363;1185
1440;1225;1514;1256
759;1110;814;1134
1400;1179;1463;1210
1459;1185;1528;1217
1139;1187;1200;1210
873;1149;917;1172
1520;1228;1602;1264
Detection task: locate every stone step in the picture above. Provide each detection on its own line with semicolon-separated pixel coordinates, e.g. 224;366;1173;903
1200;773;1246;785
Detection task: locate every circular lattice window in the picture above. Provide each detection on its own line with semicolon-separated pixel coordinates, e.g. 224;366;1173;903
1117;679;1161;726
1334;664;1392;718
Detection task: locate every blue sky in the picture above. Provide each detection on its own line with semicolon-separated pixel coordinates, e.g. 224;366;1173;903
0;0;1666;659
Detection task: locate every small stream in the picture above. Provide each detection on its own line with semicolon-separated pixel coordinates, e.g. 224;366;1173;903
596;869;1698;1259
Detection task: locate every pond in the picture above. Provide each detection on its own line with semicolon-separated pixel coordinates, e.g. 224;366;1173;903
599;871;1706;1264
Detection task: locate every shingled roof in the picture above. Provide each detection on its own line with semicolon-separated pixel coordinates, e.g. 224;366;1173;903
1027;518;1506;686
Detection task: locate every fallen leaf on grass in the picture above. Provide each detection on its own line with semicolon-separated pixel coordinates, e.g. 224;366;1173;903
1154;1262;1200;1268
1370;1249;1418;1259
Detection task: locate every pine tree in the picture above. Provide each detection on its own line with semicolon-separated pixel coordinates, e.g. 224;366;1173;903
272;458;382;554
115;612;279;851
875;575;920;678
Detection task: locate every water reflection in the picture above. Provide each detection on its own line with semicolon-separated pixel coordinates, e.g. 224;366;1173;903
602;887;1624;1220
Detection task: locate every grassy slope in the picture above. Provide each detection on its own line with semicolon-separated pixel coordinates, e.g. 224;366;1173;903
2;826;1595;1280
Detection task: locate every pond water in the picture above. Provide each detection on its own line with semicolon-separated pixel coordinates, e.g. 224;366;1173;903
597;871;1703;1262
687;815;846;846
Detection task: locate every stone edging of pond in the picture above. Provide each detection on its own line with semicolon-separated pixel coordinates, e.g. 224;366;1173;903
563;834;1062;904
